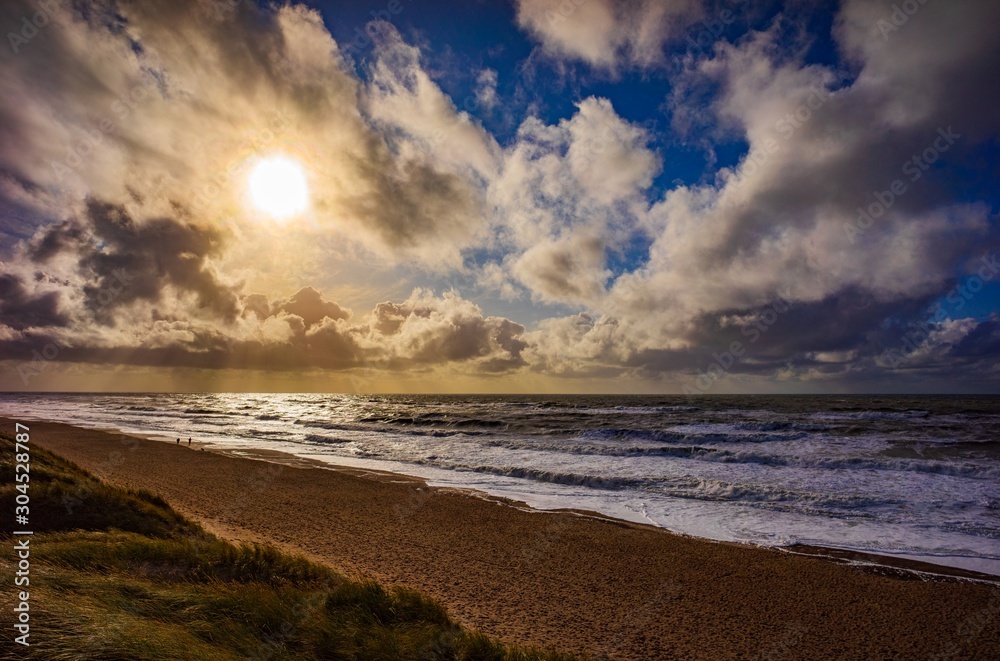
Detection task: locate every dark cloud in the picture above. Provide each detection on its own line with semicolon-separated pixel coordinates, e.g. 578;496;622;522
1;216;527;374
513;234;609;304
0;291;528;375
0;273;67;330
273;286;350;327
699;289;935;360
29;200;240;322
950;317;1000;361
367;294;527;369
339;157;481;258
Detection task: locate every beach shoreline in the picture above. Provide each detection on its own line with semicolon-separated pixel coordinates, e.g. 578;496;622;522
211;444;1000;585
7;393;999;578
18;407;996;584
13;417;1000;659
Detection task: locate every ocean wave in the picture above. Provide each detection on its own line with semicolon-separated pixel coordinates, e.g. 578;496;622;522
6;392;999;576
733;420;832;432
295;419;367;432
578;427;807;445
815;410;930;421
467;465;646;490
684;478;891;510
457;464;896;511
304;434;351;444
358;415;508;429
573;406;700;415
577;428;685;443
465;437;1000;479
295;418;494;439
695;449;1000;479
479;437;706;458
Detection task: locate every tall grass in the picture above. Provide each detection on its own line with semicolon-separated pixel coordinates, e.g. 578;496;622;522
0;434;575;660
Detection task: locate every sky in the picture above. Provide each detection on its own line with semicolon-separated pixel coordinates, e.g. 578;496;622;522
0;0;999;393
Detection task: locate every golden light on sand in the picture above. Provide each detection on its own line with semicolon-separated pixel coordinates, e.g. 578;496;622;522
248;155;309;220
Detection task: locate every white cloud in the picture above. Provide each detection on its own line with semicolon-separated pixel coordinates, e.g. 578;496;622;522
487;98;658;305
591;1;1000;354
474;68;499;111
363;23;501;182
2;0;1000;388
515;0;702;69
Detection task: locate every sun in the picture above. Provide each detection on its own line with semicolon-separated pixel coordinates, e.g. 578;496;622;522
248;155;309;220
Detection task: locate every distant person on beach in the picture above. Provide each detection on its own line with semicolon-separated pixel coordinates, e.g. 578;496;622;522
188;438;192;446
176;438;179;444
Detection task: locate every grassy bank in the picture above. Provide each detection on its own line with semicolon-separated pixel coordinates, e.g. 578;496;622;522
0;433;574;660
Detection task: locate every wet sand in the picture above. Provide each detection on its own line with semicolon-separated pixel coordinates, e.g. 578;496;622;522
17;418;1000;659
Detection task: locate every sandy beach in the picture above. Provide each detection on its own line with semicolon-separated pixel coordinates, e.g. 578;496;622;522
18;417;1000;660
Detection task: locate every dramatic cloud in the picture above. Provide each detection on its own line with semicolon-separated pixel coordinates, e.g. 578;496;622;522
0;201;526;378
0;274;67;331
362;290;527;371
0;0;488;270
31;200;240;322
504;0;1000;387
582;0;1000;370
1;0;999;391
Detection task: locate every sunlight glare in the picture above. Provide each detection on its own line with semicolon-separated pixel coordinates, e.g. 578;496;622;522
248;156;309;220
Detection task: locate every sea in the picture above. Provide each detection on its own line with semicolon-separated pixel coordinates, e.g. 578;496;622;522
3;393;999;577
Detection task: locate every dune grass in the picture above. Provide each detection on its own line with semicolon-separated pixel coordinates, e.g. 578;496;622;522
0;433;575;660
